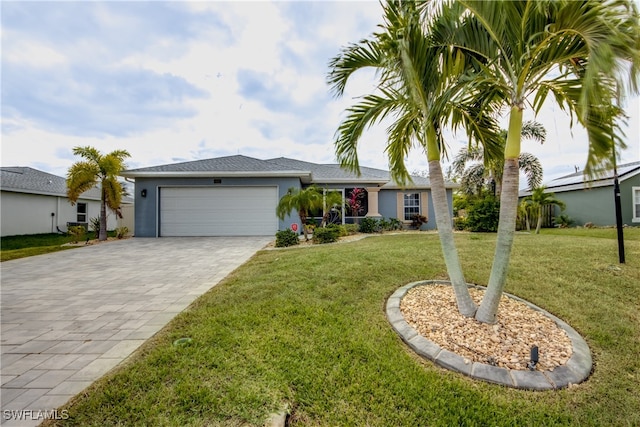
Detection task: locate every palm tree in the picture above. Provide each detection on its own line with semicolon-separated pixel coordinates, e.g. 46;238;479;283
67;146;131;241
452;121;545;196
276;186;343;240
328;1;502;317
451;0;640;323
521;187;566;234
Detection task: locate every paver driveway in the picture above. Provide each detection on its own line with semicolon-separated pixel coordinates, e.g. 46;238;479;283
1;237;272;426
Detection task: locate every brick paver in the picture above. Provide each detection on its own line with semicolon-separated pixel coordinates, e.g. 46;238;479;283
1;237;271;426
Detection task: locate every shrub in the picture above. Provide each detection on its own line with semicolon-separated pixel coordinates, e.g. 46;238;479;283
90;217;101;237
410;214;428;229
386;217;403;231
359;217;380;233
275;229;299;247
67;225;86;243
453;217;467;231
555;214;575;228
313;226;341;244
466;196;500;232
115;226;129;239
326;224;348;237
344;224;359;235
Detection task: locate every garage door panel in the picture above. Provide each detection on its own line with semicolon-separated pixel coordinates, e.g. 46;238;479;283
160;187;277;236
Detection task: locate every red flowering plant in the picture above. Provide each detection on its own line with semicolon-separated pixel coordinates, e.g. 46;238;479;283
346;188;365;222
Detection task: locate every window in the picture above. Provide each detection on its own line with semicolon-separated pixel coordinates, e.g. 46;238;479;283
633;187;640;223
403;193;420;221
77;203;87;222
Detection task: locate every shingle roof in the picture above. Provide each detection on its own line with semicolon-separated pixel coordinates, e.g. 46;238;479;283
121;154;451;188
266;157;389;183
519;161;640;196
124;155;289;173
546;161;640;189
0;167;102;200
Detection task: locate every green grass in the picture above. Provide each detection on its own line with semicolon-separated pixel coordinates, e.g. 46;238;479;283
45;229;640;426
1;231;116;262
1;233;79;262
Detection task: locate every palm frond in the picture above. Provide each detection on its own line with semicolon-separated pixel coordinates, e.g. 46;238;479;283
66;162;99;203
518;152;543;190
459;163;486;195
334;92;406;175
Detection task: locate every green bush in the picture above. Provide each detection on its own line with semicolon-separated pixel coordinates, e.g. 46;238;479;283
555;214;575;228
453;217;467;231
115;226;129;239
90;217;101;237
326;223;348;237
67;225;86;243
410;214;428;229
275;229;299;247
344;224;359;235
386;217;403;231
465;196;500;232
358;217;380;233
313;226;341;244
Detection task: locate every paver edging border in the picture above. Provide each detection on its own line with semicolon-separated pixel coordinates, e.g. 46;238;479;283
386;280;592;390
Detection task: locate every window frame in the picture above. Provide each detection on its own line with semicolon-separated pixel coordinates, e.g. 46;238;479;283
633;186;640;223
403;193;421;221
77;202;88;223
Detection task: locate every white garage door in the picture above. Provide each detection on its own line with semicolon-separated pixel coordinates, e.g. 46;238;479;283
160;186;278;236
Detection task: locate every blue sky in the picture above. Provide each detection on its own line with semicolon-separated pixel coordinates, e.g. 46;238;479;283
2;1;638;183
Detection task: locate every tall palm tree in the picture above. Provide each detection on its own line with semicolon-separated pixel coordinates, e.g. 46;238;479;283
451;0;640;323
328;1;501;317
452;121;545;196
67;146;131;241
521;187;566;234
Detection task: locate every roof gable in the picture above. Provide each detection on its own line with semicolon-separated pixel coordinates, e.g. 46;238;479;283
124;155;287;173
121;154;453;188
547;161;640;190
1;167;103;200
520;161;640;196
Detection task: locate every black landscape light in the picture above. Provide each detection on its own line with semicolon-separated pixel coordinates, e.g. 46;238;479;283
528;346;539;371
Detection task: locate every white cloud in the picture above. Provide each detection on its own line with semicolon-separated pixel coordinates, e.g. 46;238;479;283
1;0;638;188
2;35;67;68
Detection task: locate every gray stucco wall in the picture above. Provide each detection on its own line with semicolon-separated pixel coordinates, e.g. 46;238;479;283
552;174;640;226
378;189;453;231
133;176;301;237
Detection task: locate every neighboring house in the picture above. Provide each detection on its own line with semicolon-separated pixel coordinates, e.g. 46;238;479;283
0;167;132;237
120;155;458;237
519;161;640;227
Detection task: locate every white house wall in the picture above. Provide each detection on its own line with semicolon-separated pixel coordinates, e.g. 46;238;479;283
0;191;117;236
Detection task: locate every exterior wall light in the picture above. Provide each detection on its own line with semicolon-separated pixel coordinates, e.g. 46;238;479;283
141;189;147;198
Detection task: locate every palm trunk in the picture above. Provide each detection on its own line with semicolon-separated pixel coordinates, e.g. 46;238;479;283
99;187;107;241
426;125;476;316
476;106;522;323
535;207;543;234
429;160;477;316
397;38;475;316
299;211;310;241
522;207;531;232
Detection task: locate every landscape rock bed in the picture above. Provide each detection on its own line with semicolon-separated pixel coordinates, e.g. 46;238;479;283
387;280;593;390
401;284;572;371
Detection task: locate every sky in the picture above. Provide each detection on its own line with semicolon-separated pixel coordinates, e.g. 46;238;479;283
2;1;639;185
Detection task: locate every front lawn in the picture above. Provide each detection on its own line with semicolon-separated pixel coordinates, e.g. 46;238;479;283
0;232;116;262
46;229;640;426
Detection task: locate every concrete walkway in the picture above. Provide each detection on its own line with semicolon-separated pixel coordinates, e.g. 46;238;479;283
1;237;272;426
